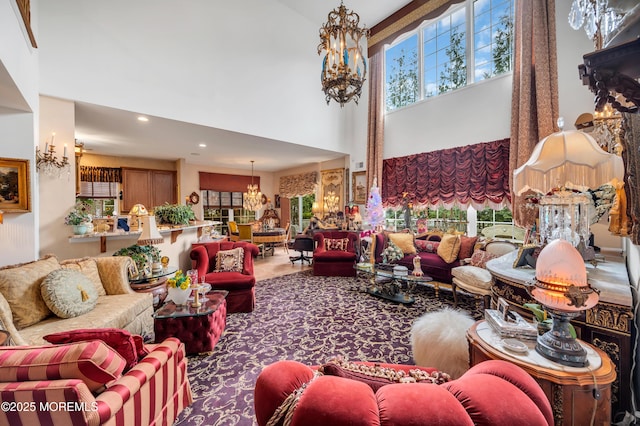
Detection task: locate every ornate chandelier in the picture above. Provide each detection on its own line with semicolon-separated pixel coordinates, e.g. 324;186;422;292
324;190;340;214
243;160;262;212
318;1;369;107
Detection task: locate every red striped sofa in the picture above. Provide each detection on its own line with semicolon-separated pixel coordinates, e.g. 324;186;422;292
0;337;192;425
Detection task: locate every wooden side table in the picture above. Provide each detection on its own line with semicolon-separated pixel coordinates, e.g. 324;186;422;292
467;321;616;426
129;266;178;309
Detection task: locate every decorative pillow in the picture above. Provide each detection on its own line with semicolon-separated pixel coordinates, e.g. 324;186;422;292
451;265;493;290
415;240;440;253
437;234;461;263
41;269;98;319
0;255;59;329
60;257;106;296
0;340;126;392
319;357;450;392
387;233;416;255
215;248;244;272
44;328;149;370
458;235;479;260
381;241;404;263
0;293;26;346
469;249;499;268
325;238;349;251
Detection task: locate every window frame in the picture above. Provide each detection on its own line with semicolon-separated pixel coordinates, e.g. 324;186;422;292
384;0;514;112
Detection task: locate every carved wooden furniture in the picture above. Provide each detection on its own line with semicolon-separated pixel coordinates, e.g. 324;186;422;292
467;321;615;426
579;38;640;114
485;250;633;418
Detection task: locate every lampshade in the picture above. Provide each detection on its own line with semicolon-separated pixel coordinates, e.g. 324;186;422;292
513;125;624;195
137;215;164;246
532;239;598;311
128;204;148;216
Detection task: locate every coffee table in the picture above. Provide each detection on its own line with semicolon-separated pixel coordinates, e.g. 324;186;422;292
355;263;433;305
153;290;228;355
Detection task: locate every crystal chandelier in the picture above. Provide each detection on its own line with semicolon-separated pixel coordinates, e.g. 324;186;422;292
568;0;629;49
243;160;262;212
36;133;70;178
318;1;369;107
324;190;340;214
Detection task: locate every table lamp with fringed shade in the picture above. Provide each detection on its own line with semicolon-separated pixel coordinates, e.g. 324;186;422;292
137;215;164;246
528;239;599;367
128;204;148;230
513;118;623;196
513;118;624;246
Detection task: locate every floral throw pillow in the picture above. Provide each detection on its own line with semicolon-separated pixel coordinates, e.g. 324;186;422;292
215;248;244;272
415;240;440;253
381;241;404;263
325;238;349;251
469;249;498;268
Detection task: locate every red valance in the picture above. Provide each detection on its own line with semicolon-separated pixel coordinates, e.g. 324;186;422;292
382;139;511;210
199;172;260;192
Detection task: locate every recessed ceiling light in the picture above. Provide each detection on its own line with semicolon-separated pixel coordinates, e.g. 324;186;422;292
199;143;207;148
137;116;149;122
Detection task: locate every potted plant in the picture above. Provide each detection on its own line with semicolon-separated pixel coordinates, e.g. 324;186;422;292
113;244;161;275
64;201;93;235
153;203;196;226
166;270;192;306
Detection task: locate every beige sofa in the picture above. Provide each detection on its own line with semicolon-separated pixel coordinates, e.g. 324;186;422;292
0;255;153;346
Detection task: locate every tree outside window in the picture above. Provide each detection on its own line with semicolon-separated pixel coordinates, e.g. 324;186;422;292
385;0;514;111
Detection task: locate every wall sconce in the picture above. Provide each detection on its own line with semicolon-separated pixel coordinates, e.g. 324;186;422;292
36;133;70;178
0;210;3;224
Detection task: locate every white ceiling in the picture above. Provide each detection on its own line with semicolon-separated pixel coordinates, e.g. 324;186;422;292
72;1;411;172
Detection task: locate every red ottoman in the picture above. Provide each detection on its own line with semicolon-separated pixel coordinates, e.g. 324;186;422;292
154;290;228;355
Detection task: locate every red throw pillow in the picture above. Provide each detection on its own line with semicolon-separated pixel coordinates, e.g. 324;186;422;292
319;358;450;392
469;249;498;268
44;328;148;370
458;235;479;260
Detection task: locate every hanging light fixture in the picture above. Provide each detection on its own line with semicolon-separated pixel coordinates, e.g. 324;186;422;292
318;1;369;107
36;133;70;178
243;160;262;212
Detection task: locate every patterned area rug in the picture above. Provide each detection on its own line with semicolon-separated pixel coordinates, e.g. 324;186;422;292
174;270;482;425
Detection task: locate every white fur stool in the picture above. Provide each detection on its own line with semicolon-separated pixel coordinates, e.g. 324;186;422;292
410;308;475;379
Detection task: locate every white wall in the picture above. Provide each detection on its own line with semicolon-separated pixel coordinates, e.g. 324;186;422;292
0;0;40;264
37;0;347;153
38;96;77;259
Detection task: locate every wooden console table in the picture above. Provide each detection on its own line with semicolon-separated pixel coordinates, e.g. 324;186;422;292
468;321;616;425
485;250;633;418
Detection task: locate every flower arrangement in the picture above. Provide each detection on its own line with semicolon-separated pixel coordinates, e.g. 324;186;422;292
167;270;191;290
64;201;92;225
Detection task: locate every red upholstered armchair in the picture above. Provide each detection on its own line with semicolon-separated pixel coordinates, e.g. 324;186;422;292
190;241;260;313
255;359;553;426
312;231;358;277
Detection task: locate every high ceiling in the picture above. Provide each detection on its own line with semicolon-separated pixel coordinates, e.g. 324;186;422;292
71;1;411;172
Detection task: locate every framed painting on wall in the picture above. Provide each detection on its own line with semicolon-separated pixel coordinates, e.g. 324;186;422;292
0;157;31;212
352;171;366;204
